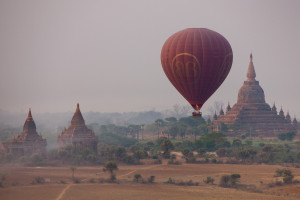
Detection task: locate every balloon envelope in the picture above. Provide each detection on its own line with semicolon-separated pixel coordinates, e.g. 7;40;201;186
161;28;233;111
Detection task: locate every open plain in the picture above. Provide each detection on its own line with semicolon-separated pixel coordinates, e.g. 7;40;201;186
0;163;300;200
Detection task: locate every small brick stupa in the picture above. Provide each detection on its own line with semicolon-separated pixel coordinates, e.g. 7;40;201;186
0;109;47;157
57;103;98;153
213;54;297;136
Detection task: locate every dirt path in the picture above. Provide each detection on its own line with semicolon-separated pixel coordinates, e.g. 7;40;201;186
119;164;162;178
56;184;72;200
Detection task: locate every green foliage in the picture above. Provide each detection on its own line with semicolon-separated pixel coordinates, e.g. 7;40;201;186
0;174;6;187
216;148;232;157
123;155;136;164
160;138;174;158
133;150;147;161
166;177;175;184
178;116;205;127
168;125;179;139
196;148;206;157
32;176;45;184
237;147;257;162
147;176;155;183
278;132;296;141
165;117;177;124
219;123;228;132
244;140;253;147
203;176;214;184
30;153;45;165
98;132;137;147
274;169;294;184
195;132;228;151
134;174;142;182
232;139;242;148
70;166;77;179
219;174;241;187
103;161;118;181
181;149;195;163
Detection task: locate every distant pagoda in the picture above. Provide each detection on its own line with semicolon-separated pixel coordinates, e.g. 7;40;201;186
57;103;98;152
0;109;47;157
213;54;297;136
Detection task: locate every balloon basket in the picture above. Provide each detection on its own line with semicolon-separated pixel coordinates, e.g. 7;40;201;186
192;111;202;118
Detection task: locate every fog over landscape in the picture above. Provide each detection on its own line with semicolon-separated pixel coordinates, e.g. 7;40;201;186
1;2;300;198
0;0;300;117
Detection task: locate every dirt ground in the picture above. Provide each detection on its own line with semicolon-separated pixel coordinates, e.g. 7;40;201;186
0;163;300;200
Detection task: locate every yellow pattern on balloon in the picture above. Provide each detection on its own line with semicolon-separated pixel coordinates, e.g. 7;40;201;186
171;53;201;84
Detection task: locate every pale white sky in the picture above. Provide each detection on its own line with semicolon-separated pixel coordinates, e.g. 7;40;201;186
0;0;300;117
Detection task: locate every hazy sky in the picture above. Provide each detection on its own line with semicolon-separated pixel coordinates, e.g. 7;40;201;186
1;0;300;116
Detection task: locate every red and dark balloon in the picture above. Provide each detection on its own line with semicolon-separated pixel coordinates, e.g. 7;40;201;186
161;28;233;111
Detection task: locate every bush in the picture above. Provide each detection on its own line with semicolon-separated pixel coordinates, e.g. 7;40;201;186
274;169;294;184
73;178;81;184
147;176;155;183
32;177;45;184
177;180;199;186
203;176;214;184
89;178;96;183
278;132;296;141
166;177;175;184
219;175;230;187
219;174;241;187
134;174;142;182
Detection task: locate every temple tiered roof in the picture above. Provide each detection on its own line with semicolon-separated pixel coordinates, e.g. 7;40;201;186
213;54;297;136
57;103;98;152
0;109;47;157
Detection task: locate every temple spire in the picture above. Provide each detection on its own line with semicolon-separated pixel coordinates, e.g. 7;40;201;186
247;53;256;81
27;108;33;121
226;102;231;112
71;103;85;126
23;108;37;133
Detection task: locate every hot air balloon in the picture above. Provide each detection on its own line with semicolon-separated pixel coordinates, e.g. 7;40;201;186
161;28;233;117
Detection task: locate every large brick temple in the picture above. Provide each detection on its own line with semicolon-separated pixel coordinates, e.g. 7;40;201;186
0;109;47;157
57;103;98;153
213;54;297;136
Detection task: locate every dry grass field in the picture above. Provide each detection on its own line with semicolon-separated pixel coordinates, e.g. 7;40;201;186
0;163;300;200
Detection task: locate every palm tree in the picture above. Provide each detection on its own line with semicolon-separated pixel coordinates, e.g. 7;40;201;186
103;161;118;181
155;119;165;139
70;166;77;179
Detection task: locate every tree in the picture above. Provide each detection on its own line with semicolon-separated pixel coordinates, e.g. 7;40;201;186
178;124;187;139
219;174;241;187
70;166;77;179
128;124;141;140
133;150;146;162
155;119;165;139
0;174;7;187
196;132;228;151
237;148;257;162
165;117;177;124
275;169;294;184
179;116;205;127
134;174;142;182
197;124;208;136
182;149;195;163
115;146;127;160
160;139;174;158
169;125;179;139
103;161;118;181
